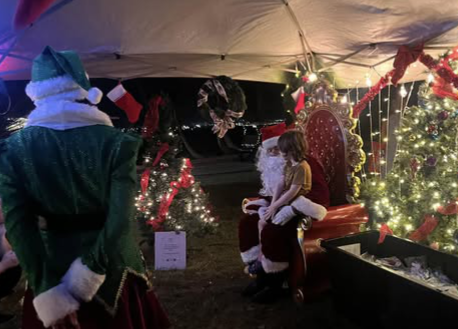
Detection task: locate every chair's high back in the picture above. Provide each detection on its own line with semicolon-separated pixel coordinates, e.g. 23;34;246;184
297;81;365;206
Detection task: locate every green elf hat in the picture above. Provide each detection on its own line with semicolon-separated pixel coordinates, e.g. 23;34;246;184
25;46;103;104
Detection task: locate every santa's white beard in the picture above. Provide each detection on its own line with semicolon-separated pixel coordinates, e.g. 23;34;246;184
256;148;285;197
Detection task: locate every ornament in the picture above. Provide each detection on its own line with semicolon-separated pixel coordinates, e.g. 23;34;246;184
305;101;313;108
426;155;437;167
437;110;449;121
410;158;421;179
428;124;437;134
430;242;440;250
409;134;417;142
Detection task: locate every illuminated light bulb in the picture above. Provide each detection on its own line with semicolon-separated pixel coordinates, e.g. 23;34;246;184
360;203;365;207
365;76;372;87
380;182;386;188
448;229;453;235
432;203;441;210
308;73;318;82
427;73;434;83
400;179;405;183
405;224;413;231
399;85;408;98
341;95;348;104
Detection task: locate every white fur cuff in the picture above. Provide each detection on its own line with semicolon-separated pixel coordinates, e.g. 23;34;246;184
261;255;289;273
33;283;80;328
292;197;327;221
107;84;127;102
241;245;261;264
262;136;279;150
242;198;269;213
62;258;106;302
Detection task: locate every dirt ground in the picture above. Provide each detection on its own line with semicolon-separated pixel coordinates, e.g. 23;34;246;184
0;183;362;329
150;184;362;329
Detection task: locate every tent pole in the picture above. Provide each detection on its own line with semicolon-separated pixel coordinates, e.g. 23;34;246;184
282;0;315;71
318;46;369;72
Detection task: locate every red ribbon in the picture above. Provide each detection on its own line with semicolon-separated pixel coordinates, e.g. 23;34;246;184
391;44;424;85
142;95;164;140
152;142;170;166
140;168;151;194
408;215;439;242
432;76;458;100
148;159;194;230
438;199;458;215
378;223;393;244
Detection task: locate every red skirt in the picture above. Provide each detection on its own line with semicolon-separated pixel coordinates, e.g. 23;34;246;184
22;276;170;329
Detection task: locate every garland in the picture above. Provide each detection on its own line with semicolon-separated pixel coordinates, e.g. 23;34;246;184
353;44;458;118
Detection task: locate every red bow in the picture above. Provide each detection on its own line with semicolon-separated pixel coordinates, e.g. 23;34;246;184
378;223;393;244
408;215;439;242
391;44;424;85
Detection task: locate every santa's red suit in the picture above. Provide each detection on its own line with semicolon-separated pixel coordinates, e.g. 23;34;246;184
238;124;330;292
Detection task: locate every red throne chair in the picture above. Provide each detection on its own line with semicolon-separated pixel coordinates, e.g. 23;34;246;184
289;81;368;302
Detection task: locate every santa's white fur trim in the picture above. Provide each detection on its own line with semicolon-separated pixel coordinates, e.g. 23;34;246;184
262;136;279;150
107;84;126;102
242;198;270;213
26;100;113;130
33;283;80;327
62;258;106;302
241;245;261;264
87;87;103;105
26;75;81;101
291;197;327;221
261;254;289;273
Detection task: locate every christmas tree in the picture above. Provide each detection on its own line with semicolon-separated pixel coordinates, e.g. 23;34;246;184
134;94;217;241
362;64;458;253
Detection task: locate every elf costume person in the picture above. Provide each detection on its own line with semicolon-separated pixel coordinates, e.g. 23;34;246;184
0;46;170;329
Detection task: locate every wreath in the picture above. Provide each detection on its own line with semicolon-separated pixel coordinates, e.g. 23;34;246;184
197;75;247;138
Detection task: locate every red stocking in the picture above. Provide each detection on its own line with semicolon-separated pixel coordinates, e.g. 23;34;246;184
107;83;142;124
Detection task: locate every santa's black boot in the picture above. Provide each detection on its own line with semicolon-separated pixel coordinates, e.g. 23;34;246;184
242;264;268;297
251;270;287;304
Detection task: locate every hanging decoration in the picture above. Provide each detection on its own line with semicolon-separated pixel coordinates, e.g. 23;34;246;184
197;76;247;138
107;83;143;124
353;44;458;118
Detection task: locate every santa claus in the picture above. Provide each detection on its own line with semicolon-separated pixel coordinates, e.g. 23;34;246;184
239;122;330;303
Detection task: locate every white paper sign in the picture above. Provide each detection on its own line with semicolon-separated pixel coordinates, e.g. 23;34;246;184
155;231;187;270
338;243;361;256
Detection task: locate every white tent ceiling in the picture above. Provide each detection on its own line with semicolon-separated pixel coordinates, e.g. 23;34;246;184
1;0;458;88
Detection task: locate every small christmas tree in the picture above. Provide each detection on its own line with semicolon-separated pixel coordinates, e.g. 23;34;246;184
362;54;458;253
135;94;217;241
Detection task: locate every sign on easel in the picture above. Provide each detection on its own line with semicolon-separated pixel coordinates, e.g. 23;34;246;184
154;231;186;270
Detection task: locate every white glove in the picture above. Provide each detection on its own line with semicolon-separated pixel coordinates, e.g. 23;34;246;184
271;206;296;226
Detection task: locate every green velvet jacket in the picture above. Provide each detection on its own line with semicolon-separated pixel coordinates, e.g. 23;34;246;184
0;125;148;314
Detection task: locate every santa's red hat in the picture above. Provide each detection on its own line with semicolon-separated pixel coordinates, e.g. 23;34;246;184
260;122;286;149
